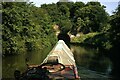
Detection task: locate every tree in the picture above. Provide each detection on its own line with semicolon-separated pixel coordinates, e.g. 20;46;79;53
58;4;70;17
74;2;108;33
108;4;120;78
2;2;56;56
70;2;85;21
109;4;120;46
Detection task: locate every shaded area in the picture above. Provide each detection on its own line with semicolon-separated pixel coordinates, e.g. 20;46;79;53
57;33;70;47
70;44;112;79
72;32;120;79
2;47;52;79
71;41;120;80
78;67;111;80
109;44;120;80
2;42;113;79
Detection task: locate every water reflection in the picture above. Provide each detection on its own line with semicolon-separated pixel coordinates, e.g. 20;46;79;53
2;47;52;78
2;54;27;78
2;44;112;79
70;44;112;77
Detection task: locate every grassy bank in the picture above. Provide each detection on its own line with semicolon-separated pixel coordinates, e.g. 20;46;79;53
71;32;99;43
71;32;112;51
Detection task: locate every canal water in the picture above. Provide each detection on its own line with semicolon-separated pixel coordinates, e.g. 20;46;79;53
71;44;112;79
2;44;112;79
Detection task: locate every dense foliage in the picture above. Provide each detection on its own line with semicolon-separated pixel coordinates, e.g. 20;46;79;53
82;3;120;51
41;1;111;51
2;1;120;58
2;2;57;56
109;4;120;47
108;4;120;77
41;2;108;34
2;1;120;78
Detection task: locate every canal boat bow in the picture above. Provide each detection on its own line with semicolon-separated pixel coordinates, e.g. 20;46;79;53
14;40;80;80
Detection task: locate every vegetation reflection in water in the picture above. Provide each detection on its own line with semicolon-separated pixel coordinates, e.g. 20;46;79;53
2;47;52;78
3;44;112;79
71;44;112;79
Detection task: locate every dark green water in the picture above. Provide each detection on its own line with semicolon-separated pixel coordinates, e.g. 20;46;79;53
71;45;112;72
2;47;52;78
2;44;112;79
71;44;112;79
